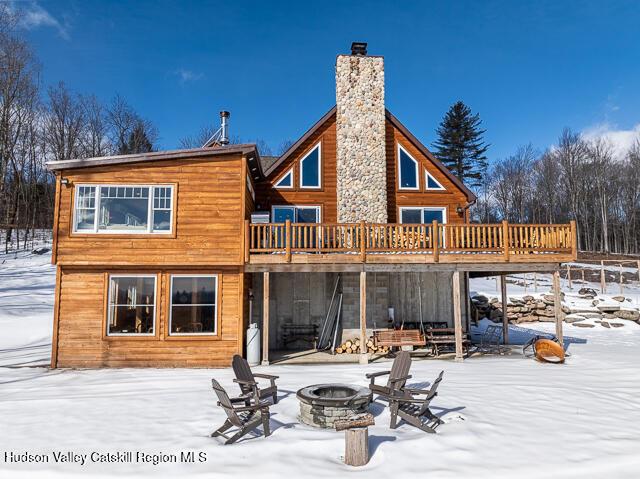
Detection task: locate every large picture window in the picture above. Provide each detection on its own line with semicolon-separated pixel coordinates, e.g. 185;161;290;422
399;206;447;224
170;275;218;335
107;275;156;336
74;184;174;234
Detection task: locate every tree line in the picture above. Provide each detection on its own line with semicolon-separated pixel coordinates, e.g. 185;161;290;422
433;102;640;255
0;5;157;252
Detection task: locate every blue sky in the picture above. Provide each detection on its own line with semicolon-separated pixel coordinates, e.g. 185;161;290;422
17;0;640;160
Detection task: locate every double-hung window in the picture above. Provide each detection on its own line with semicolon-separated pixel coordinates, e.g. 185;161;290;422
74;184;174;234
169;275;218;335
107;275;157;336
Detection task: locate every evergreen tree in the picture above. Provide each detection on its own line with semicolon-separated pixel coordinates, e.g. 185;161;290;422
121;121;153;154
432;101;489;188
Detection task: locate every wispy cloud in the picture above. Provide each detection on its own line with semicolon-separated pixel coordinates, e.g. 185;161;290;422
11;1;69;40
582;123;640;160
174;69;204;84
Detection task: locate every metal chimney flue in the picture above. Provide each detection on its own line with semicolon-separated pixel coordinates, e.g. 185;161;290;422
219;110;230;145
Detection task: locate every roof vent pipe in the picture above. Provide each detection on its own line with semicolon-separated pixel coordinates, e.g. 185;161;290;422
219;110;230;145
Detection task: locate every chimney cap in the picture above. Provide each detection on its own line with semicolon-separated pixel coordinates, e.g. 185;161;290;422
220;110;230;118
351;42;367;56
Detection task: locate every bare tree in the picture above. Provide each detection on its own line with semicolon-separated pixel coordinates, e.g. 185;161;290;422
44;82;85;162
106;95;157;154
80;94;111;157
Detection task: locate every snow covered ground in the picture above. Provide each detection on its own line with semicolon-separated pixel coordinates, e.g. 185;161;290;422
1;249;640;478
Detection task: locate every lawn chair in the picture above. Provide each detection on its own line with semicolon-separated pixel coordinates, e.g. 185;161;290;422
210;378;271;445
232;354;279;404
389;370;445;434
476;324;510;355
366;351;412;401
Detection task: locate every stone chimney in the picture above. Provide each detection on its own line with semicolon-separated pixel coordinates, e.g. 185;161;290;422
335;42;388;223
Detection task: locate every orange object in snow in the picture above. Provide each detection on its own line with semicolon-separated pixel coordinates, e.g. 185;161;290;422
534;339;565;363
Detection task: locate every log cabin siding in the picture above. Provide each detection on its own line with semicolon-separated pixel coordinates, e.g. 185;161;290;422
55;267;243;368
255;114;469;224
385;120;469;223
55;154;246;267
255;114;338;221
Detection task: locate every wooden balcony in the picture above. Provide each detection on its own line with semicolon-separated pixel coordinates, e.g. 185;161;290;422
244;220;577;265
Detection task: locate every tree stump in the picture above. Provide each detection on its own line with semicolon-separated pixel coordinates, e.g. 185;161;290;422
344;427;369;466
334;412;375;467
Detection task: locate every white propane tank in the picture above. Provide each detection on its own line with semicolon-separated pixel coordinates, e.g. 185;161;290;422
246;323;261;366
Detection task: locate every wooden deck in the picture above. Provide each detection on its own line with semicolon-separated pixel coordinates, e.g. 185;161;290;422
245;220;577;265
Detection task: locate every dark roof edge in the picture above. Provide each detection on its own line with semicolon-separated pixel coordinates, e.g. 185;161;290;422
47;144;263;179
384;110;477;202
263;106;337;177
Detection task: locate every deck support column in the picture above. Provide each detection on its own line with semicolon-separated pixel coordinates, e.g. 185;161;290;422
553;270;564;345
262;272;270;365
452;271;464;362
500;274;509;345
359;271;368;365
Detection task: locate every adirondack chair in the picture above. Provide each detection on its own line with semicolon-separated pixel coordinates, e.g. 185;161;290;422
232;354;279;404
365;351;412;400
210;378;271;445
389;370;445;434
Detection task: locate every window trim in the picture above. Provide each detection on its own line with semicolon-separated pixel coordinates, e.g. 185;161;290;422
299;142;322;189
72;183;175;235
397;145;420;191
271;204;322;223
274;167;294;189
168;274;219;337
398;206;447;224
425;169;446;191
106;274;158;337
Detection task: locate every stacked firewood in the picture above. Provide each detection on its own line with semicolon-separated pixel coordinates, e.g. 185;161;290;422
335;337;390;355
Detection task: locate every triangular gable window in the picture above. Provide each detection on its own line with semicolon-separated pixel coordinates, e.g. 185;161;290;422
425;169;445;191
398;145;419;190
300;143;321;188
274;168;293;189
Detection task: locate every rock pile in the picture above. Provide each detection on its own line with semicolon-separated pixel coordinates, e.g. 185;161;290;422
471;287;640;327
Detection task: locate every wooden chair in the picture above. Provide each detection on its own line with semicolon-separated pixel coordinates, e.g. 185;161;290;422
389;370;445;434
210;379;271;445
232;354;279;404
366;351;412;400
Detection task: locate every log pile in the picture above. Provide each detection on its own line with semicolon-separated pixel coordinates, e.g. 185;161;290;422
335;337;389;355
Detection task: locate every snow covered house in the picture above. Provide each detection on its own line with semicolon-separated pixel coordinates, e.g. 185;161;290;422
46;43;577;368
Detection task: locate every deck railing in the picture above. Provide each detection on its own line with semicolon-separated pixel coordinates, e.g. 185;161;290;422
245;220;576;263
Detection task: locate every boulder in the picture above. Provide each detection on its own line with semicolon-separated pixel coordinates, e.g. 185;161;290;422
610;322;625;328
573;323;595;328
516;315;538;323
522;295;535;302
564;314;586;323
613;309;640;321
611;296;626;302
579;287;598;296
601;321;611;328
592;299;600;306
580;312;603;319
597;304;621;312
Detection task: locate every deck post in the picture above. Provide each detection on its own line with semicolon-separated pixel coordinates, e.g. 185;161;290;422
500;274;509;344
432;220;439;262
285;219;292;263
600;260;606;293
502;220;510;262
553;270;563;345
262;272;270;365
359;221;366;262
359;271;368;365
452;271;463;361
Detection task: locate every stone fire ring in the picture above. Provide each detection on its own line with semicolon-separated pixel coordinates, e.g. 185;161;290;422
296;383;372;428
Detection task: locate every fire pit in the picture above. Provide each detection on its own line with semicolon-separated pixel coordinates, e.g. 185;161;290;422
296;383;372;428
